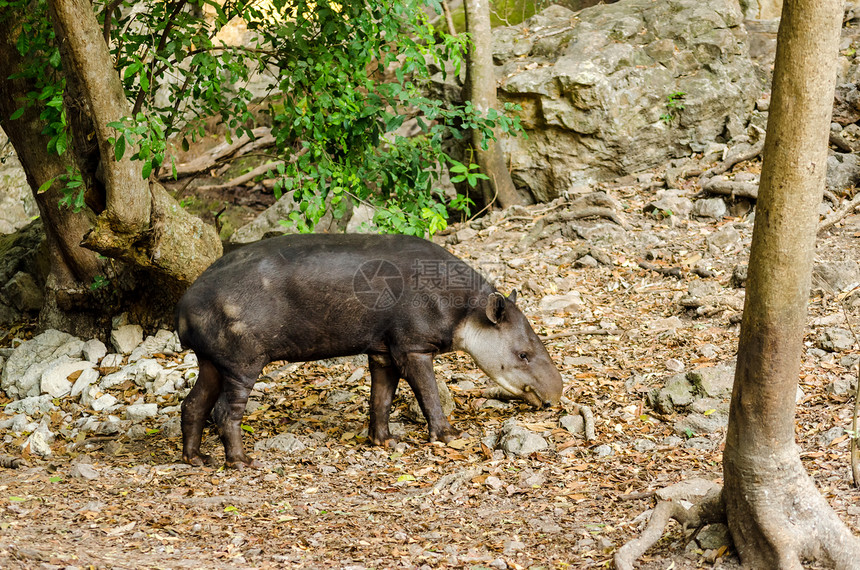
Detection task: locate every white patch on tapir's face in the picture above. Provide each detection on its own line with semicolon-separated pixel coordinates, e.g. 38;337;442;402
453;310;562;407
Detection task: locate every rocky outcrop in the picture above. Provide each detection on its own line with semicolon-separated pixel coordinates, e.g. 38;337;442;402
494;0;758;200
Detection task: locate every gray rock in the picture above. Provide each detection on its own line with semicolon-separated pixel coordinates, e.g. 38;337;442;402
632;438;657;453
493;0;756;200
128;329;182;362
649;373;695;414
560;414;585;435
820;426;846;447
730;264;748;288
593;444;614;457
255;432;307;453
82;339;108;363
91;393;118;412
497;419;549;456
26;425;53;456
826;375;857;396
643;190;694;219
688;361;736;398
110;324;144;354
684;436;716;450
70;367;100;398
125;403;158;422
100;353;124;369
1;329;83;398
674;412;728;435
41;360;95;398
696;523;731;550
692;198;727;220
4;395;56;416
539;292;583;313
327;390;357;405
162;417;182;439
706;224;742;252
813;261;860;293
817;327;854;352
70;462;101;480
826;152;860;194
661;436;684;447
2;271;43;312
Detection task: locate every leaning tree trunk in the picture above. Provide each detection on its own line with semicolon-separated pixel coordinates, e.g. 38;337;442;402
0;0;221;337
722;0;860;567
463;0;528;208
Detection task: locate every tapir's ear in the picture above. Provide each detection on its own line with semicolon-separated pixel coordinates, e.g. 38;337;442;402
508;289;518;305
486;292;507;324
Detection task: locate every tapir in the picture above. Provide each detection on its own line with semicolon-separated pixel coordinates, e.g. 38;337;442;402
175;233;563;468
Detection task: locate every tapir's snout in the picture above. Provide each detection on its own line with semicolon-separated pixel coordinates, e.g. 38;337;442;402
522;368;563;408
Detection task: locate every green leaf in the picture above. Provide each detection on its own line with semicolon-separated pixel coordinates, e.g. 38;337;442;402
114;135;126;161
8;496;26;502
224;505;238;512
240;424;254;433
141;161;153;179
37;178;54;194
9;107;25;120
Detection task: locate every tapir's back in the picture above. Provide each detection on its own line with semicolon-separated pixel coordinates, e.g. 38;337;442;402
176;234;491;366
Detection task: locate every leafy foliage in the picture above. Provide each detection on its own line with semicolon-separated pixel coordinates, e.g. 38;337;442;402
6;0;522;235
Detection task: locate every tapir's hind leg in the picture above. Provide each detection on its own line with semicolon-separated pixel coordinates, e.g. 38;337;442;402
181;358;222;466
212;376;264;470
368;354;400;447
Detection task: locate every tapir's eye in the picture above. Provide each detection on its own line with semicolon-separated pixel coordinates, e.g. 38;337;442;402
518;352;529;362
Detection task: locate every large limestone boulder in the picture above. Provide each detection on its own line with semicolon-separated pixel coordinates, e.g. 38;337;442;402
495;0;758;200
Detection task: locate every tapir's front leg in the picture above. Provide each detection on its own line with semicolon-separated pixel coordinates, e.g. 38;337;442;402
401;352;461;443
368;354;400;447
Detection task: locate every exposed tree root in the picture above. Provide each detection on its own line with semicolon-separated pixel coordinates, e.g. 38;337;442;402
615;486;725;570
723;451;860;569
818;190;860;234
700;179;759;200
699;139;765;182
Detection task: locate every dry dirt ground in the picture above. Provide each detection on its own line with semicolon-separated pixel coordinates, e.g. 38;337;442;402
2;157;860;569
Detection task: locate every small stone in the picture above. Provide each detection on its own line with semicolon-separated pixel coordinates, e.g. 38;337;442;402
255;432;307;453
485;476;505;490
820;426;846;447
692;198;727;219
632;438;656;453
110;324;144;354
593;444;613;457
497;420;548;456
26;427;53;457
560;414;585;435
91;393;118;412
70;368;100;398
70;462;100;480
665;358;684;372
82;339;108;363
100;353;124;369
684;437;716;450
539;292;583;313
696;523;731;550
125;403;158;422
126;424;148;440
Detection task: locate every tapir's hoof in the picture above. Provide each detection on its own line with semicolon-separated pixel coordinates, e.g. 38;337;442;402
370;436;399;448
183;452;214;467
225;457;264;470
429;428;463;444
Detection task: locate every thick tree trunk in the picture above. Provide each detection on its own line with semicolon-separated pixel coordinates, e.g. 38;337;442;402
0;2;221;337
48;0;151;234
722;0;860;567
463;0;528;208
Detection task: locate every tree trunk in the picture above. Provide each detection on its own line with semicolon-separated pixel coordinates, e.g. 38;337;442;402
722;0;860;567
463;0;528;208
0;2;221;338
